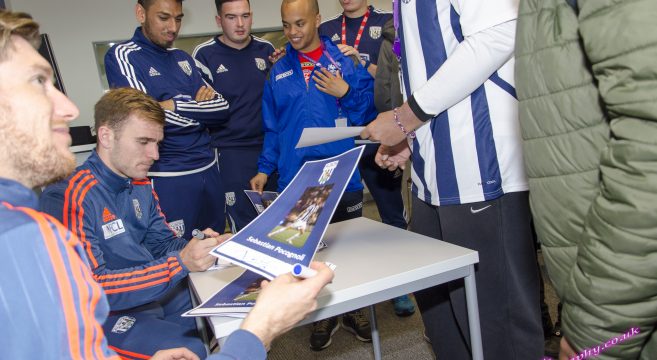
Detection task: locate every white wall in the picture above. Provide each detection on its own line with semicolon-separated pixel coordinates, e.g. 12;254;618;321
6;0;391;129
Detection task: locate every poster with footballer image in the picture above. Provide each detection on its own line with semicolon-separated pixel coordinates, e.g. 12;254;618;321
183;270;266;318
211;146;364;279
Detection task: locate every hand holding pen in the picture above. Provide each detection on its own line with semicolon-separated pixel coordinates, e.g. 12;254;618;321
179;228;230;272
192;228;209;240
292;262;336;279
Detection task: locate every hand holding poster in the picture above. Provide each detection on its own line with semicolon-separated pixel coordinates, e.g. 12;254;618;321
212;146;364;279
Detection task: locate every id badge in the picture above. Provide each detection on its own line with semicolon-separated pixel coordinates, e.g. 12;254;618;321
335;117;348;127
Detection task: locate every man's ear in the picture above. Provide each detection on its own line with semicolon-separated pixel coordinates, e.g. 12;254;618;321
136;3;146;24
97;125;114;149
315;13;321;28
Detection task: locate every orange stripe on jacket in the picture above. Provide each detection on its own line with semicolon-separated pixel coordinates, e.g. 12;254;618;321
150;188;178;236
74;177;99;268
49;213;119;359
49;218;97;360
10;206;119;360
64;172;99;268
109;345;150;359
94;257;179;280
97;267;173;288
54;219;115;360
76;179;98;267
131;179;151;186
17;206;83;359
103;269;183;294
99;260;182;292
66;171;94;231
63;170;90;228
94;258;182;292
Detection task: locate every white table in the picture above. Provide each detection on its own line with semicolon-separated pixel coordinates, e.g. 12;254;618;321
189;217;483;359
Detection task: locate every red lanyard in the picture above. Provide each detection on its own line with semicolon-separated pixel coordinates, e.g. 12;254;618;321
341;8;370;50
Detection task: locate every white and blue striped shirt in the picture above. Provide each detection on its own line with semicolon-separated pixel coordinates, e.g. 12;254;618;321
400;0;527;206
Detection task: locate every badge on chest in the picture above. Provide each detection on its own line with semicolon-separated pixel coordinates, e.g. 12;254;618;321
178;60;192;76
133;199;143;220
103;219;126;240
101;207;126;239
255;58;267;71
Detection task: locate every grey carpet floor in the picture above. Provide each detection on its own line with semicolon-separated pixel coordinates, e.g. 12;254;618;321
268;300;433;360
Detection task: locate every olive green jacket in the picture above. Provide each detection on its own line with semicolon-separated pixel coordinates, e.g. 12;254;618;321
515;0;657;358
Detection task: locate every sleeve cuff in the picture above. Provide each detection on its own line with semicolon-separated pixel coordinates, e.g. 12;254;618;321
216;329;267;360
408;95;434;122
339;85;352;100
173;252;190;274
257;166;274;176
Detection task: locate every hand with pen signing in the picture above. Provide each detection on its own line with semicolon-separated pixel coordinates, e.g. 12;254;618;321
178;228;230;272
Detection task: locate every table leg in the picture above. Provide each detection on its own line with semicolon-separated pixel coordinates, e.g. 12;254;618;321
189;286;212;355
464;264;483;360
369;304;382;360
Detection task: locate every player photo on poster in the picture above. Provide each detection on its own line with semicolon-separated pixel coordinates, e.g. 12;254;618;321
234;275;267;302
267;184;333;248
212;146;365;279
183;270;266;317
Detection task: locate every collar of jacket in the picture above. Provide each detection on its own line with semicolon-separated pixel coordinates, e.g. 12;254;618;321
86;151;134;194
0;178;38;209
132;27;169;54
214;34;255;52
284;35;338;64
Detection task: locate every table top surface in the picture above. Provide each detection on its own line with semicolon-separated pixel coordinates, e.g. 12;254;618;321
189;217;479;337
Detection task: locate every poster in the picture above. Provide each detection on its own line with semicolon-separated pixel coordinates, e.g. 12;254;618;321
183;270;265;317
211;146;364;279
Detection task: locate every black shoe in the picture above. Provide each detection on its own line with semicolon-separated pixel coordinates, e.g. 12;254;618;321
310;317;339;351
342;309;372;342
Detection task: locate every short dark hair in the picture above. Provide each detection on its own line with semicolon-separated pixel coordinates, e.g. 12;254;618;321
282;0;319;15
95;88;165;138
0;10;40;62
214;0;250;15
137;0;184;10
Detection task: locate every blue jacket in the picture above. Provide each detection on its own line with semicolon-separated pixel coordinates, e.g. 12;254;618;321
259;36;377;192
0;178;263;359
319;5;392;66
193;35;274;149
40;152;189;311
105;27;230;173
0;178;118;359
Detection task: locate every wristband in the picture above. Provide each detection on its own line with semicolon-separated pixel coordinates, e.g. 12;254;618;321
362;59;371;70
339;85;351;99
393;107;416;139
